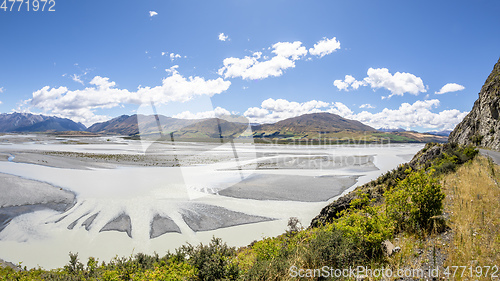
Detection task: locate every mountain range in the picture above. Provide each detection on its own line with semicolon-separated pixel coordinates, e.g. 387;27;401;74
0;111;448;143
0;113;86;133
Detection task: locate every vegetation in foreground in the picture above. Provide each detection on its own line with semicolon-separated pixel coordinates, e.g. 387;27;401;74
1;143;496;280
442;156;500;279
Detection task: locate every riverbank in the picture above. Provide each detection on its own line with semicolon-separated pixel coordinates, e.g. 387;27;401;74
1;143;492;280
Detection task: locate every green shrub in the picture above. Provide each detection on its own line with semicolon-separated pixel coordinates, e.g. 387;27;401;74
471;134;484;145
64;252;84;278
386;168;445;233
302;226;368;269
130;261;196;281
180;237;239;281
432;144;478;174
335;194;394;258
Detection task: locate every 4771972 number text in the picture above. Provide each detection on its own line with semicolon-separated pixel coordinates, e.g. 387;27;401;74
1;0;55;12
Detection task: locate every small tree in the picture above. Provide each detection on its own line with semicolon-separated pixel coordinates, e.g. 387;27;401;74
386;168;445;233
286;217;303;234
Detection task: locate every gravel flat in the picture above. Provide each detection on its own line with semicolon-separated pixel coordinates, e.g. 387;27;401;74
219;174;359;202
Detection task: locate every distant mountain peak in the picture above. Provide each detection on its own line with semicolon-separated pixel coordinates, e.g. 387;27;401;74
0;112;86;133
251;112;376;138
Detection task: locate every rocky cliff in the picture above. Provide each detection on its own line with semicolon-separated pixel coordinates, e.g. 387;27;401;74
449;58;500;150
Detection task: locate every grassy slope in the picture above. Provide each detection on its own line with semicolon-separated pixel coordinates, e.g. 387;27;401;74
443;156;500;277
383;155;500;280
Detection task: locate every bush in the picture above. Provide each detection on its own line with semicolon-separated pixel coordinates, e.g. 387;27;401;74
180;237;239;281
432;144;478;174
286;217;303;234
64;252;84;275
471;134;484;145
240;236;293;281
386;168;445;233
130;261;196;281
302;226;369;269
334;194;394;258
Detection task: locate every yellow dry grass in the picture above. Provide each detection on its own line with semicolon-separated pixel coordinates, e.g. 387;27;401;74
442;156;500;280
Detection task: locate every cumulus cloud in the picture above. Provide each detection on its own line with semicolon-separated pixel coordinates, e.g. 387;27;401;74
218;37;341;81
218;41;308;80
173;107;231;119
435;83;465;94
327;101;354;117
350;99;467;130
309;37;341;57
243;98;467;131
261;98;329;112
149;11;158;17
333;75;366;91
334;68;427;98
23;70;231;126
359;104;375;109
244;107;269;118
169;53;182;61
364;68;426;98
218;33;229;41
272;41;307;60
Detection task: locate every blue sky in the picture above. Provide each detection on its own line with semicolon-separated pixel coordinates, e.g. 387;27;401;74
0;0;499;131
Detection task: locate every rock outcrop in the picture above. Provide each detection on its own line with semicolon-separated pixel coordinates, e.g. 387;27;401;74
449;58;500;150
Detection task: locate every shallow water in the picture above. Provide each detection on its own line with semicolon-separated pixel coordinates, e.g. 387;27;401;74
0;139;423;269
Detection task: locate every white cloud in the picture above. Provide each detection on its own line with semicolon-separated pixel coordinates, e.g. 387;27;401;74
272;41;307;60
23;70;231;126
218;52;294;80
359;104;375;109
243;98;467;131
218;41;307;80
149;11;158;17
173;107;231;119
333;75;366;91
218;37;341;81
161;52;166;56
309;37;341;57
364;68;426;98
244;107;269;118
0;87;4;93
327;101;354;117
218;33;229;41
435;83;465;94
70;74;84;85
170;53;182;61
360;101;465;130
0;101;2;104
334;68;427;98
261;98;329;112
334;99;467;130
165;65;179;73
